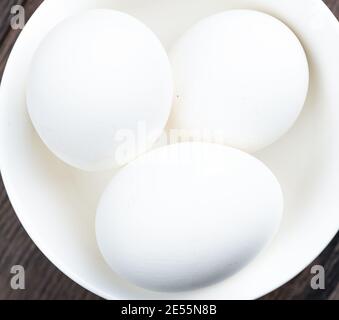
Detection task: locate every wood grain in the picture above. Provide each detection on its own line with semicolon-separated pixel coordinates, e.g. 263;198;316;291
0;0;338;300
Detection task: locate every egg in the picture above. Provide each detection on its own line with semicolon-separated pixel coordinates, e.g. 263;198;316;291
168;10;309;153
96;142;283;292
26;9;173;171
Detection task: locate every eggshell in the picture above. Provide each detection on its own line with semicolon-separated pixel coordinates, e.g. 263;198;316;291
168;10;309;152
26;9;173;171
96;142;283;292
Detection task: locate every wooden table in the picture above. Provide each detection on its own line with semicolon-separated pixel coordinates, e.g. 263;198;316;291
0;0;338;300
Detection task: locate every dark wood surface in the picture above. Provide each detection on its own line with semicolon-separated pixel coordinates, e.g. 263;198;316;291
0;0;338;300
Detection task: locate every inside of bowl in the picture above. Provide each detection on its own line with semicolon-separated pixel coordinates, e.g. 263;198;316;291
1;0;338;299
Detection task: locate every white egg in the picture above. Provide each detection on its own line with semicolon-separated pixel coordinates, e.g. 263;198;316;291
26;9;173;171
168;10;309;152
96;142;283;292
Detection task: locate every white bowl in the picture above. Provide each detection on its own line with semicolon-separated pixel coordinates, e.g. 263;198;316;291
0;0;339;300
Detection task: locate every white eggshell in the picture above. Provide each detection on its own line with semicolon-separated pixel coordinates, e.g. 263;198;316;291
168;10;309;152
96;142;283;292
26;9;173;171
